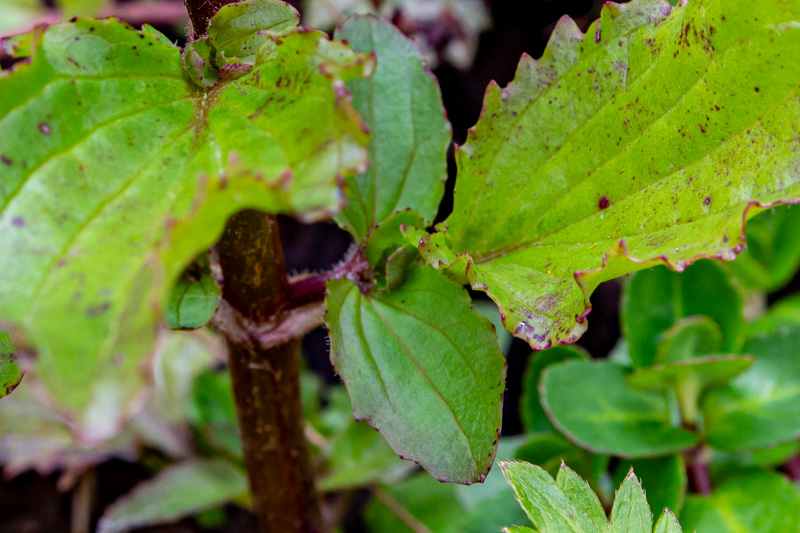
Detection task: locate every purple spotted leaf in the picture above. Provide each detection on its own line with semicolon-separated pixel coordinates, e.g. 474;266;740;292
411;0;800;349
0;2;372;442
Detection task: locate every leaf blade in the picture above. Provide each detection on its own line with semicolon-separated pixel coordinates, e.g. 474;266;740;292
334;15;451;240
415;0;800;349
0;14;371;441
325;262;505;483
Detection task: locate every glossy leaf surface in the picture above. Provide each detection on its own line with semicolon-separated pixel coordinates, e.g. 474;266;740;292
325;262;506;483
412;0;800;350
0;8;371;441
680;472;800;533
703;326;800;450
541;360;697;456
334;15;450;241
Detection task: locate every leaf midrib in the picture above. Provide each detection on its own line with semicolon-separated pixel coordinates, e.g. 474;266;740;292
457;15;797;263
468;85;797;265
363;295;480;471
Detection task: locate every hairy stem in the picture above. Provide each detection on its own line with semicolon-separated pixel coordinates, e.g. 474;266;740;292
185;1;324;528
185;0;234;38
216;210;323;533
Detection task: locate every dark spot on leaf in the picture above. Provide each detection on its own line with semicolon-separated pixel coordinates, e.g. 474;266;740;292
0;155;11;165
38;123;51;135
704;196;711;205
598;196;610;209
11;217;24;228
86;302;111;317
754;87;760;92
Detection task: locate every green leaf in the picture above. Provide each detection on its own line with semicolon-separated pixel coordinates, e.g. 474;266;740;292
183;38;219;88
0;378;138;479
208;0;298;65
0;10;371;441
702;326;800;450
0;330;22;398
472;299;514;356
364;474;462;533
709;441;800;480
725;205;800;291
609;471;651;533
97;459;248;533
454;438;531;533
325;262;505;483
556;465;606;530
362;439;528;533
411;0;800;350
318;418;413;491
680;472;800;533
500;461;603;533
653;510;683;533
362;209;426;271
334;15;451;241
187;369;242;458
503;528;536;533
501;461;685;533
628;355;752;425
165;254;221;330
612;456;687;519
655;315;723;364
746;293;800;337
540;360;697;456
515;432;603;485
521;345;589;434
623;261;743;368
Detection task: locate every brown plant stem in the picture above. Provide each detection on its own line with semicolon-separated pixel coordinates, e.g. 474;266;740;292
782;454;800;482
684;445;712;496
216;210;324;533
185;0;235;38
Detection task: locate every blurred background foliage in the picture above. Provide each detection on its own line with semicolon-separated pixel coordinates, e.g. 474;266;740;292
2;0;800;532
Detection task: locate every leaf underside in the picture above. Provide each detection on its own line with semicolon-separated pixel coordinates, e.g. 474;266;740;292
334;14;451;241
414;0;800;349
0;9;371;441
325;263;506;484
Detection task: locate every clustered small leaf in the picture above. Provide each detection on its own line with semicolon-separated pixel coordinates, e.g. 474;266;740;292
500;461;684;533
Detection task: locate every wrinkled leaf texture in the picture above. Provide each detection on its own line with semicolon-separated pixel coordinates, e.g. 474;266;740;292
0;4;371;441
413;0;800;349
